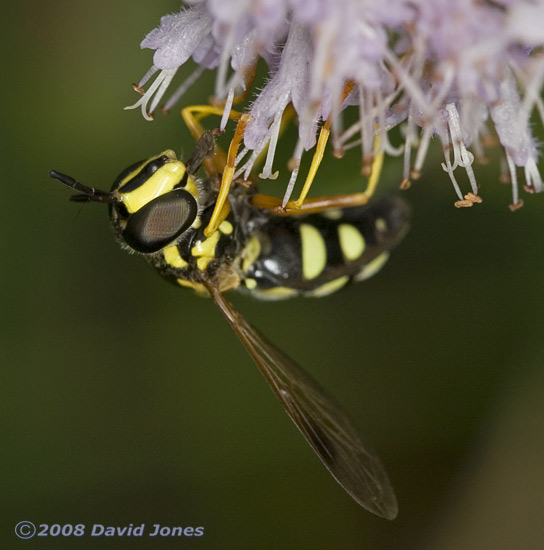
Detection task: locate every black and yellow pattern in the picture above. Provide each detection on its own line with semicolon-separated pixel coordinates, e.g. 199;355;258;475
240;198;408;299
49;131;409;520
93;138;409;300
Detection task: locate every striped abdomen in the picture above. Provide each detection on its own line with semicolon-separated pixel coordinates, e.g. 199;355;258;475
240;196;409;300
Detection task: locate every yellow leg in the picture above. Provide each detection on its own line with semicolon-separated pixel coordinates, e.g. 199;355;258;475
290;81;355;209
194;103;296;237
182;78;379;228
294;119;331;208
253;135;384;216
181;103;293;238
252;192;371;215
253;191;384;217
364;132;383;200
204;114;251;237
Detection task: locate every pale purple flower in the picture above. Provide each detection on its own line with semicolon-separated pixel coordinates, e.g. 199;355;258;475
126;0;544;210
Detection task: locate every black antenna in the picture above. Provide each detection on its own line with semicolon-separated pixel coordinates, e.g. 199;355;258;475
49;170;119;204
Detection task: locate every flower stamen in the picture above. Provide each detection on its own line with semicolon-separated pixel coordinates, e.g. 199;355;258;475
125;68;177;120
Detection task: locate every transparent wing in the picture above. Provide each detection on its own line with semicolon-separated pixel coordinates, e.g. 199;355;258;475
205;282;398;520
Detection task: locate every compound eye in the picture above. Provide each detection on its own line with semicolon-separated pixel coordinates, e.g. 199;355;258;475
122;189;197;253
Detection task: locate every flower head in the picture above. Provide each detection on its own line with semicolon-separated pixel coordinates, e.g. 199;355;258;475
127;0;544;210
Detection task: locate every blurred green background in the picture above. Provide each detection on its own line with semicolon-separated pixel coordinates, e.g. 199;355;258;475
3;1;544;548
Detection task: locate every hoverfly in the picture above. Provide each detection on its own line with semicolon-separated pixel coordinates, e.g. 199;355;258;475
49;118;408;520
